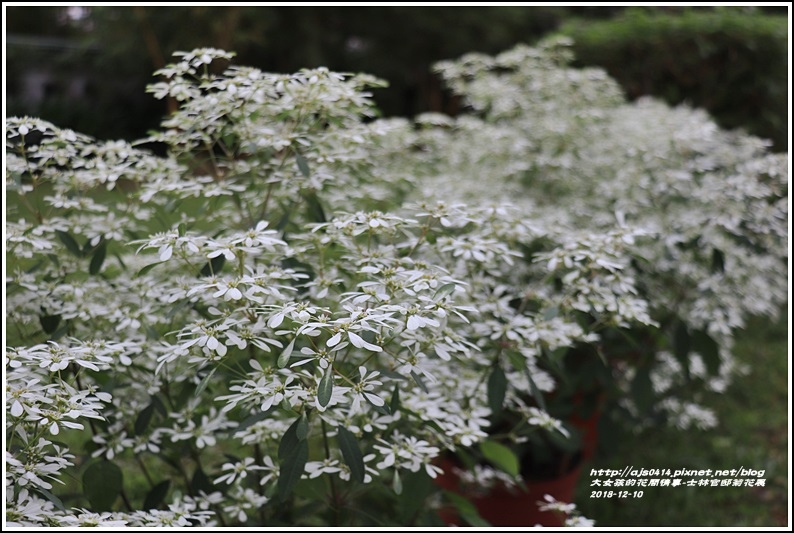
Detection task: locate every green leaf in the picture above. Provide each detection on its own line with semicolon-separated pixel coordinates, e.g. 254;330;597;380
479;440;520;478
398;470;433;522
165;299;192;321
89;240;108;275
113;252;127;271
302;190;326;223
134;403;156;436
410;370;429;394
36;486;66;512
392;469;403;495
277;439;308;500
83;460;123;511
296;412;309;441
200;254;226;277
143;480;170;510
151;395;167;416
433;283;457;301
277;338;295;368
194;367;218;397
444;491;490;527
389;384;401;414
337;426;365;483
507;351;546;409
50;324;69;341
191;467;214;494
39;313;62;335
177;222;187;237
365;395;392;416
279;416;303;460
487;365;507;415
56;230;83;257
136;262;162;278
295;152;311;178
236;411;270;433
317;365;334;408
711;248;725;273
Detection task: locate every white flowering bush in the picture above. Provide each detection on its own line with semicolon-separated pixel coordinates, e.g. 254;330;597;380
5;40;786;527
411;36;787;431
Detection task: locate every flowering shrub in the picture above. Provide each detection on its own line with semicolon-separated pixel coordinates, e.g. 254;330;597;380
5;40;786;526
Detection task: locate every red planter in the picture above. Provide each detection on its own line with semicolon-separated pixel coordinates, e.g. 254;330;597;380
435;458;583;527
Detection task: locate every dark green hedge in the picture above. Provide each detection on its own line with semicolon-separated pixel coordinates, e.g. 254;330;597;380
557;8;788;151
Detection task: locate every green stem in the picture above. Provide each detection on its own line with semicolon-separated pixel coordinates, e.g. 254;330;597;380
321;419;342;526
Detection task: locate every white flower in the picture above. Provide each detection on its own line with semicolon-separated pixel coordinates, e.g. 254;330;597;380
214;457;262;485
537;494;576;514
527;407;570;438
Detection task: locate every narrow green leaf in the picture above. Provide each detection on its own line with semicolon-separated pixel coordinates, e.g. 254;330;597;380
39;314;62;335
277;338;295;368
36;487;67;512
56;230;83;257
136;262;162;278
302;191;326;223
177;222;187;237
277;439;308;500
410;370;429;394
365;395;392;416
50;324;69;341
236;411;270;433
200;254;226;277
337;426;365;483
143;480;170;510
479;440;520;478
191;467;214;494
134;403;156;436
194;367;218;397
295;152;311;178
392;469;403;495
279;416;303;460
444;491;490;527
487;365;507;415
508;350;546;410
151;395;167;416
165;299;192;321
318;365;334;408
89;240;107;275
389;384;401;414
113;252;127;270
711;248;725;273
82;237;96;256
525;368;547;412
296;412;309;441
83;460;123;511
433;283;457;301
397;470;433;522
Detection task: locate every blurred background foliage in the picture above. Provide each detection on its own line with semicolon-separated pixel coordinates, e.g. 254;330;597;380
559;8;789;151
5;6;788;150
